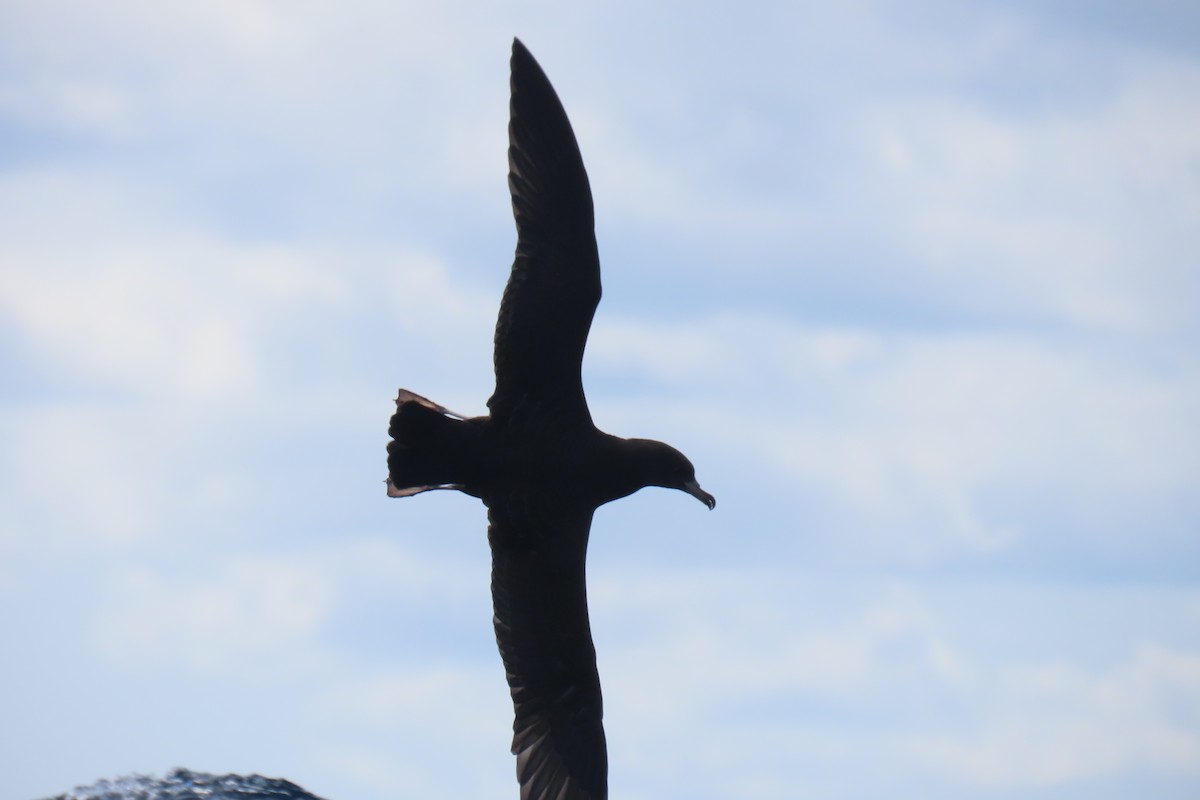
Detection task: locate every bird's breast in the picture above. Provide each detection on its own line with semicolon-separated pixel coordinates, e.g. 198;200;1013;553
475;423;613;511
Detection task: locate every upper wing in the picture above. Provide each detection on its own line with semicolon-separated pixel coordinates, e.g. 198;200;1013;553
489;501;608;800
488;38;601;430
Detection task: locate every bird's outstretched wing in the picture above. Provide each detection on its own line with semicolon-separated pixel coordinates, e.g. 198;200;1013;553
489;501;608;800
489;38;601;430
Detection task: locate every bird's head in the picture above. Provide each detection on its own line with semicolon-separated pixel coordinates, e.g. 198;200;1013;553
627;438;716;510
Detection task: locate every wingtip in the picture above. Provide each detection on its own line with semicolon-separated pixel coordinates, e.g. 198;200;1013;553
510;38;546;82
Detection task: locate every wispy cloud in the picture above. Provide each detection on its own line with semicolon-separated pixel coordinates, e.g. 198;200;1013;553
95;558;334;673
908;644;1200;786
590;311;1200;565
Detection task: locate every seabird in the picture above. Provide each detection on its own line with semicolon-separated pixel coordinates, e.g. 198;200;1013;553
387;38;715;800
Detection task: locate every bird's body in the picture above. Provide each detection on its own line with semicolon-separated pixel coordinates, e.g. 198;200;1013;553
387;39;713;800
389;391;702;511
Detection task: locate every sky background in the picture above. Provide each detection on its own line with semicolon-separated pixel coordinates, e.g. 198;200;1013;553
2;1;1198;799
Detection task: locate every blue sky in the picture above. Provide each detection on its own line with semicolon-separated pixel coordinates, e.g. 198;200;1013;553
2;1;1198;799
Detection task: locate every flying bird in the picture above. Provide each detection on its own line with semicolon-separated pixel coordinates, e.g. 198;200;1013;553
387;38;715;800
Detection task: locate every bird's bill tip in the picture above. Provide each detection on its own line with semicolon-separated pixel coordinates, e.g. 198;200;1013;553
683;479;716;510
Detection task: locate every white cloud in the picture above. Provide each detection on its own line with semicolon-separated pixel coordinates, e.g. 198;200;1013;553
95;557;333;673
0;166;507;406
0;404;182;551
597;577;965;724
589;310;1200;562
585;571;1200;796
318;534;490;611
320;663;505;731
908;644;1200;787
856;56;1200;334
385;251;497;345
775;333;1197;556
0;78;138;140
0;173;300;402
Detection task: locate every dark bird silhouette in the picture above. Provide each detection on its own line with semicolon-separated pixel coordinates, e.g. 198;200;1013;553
386;38;715;800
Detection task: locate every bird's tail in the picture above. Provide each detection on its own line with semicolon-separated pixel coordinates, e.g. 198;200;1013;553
386;389;480;498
